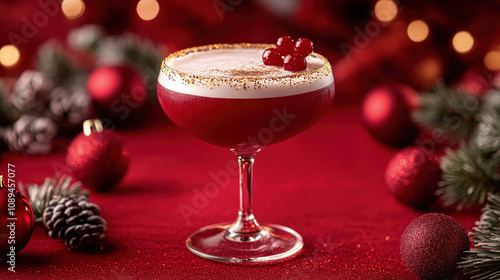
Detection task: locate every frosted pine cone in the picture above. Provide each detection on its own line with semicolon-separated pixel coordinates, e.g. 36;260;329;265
43;195;107;249
43;195;107;250
3;115;57;155
48;87;91;125
11;70;53;114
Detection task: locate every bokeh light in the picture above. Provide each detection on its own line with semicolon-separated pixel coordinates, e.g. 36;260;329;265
452;31;474;53
484;50;500;71
62;0;85;20
407;20;429;42
137;0;160;21
413;56;442;86
374;0;398;22
0;45;21;67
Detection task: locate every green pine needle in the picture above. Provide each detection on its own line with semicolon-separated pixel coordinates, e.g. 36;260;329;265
460;193;500;279
19;174;89;223
36;41;77;85
439;143;500;210
0;79;21;126
412;82;482;144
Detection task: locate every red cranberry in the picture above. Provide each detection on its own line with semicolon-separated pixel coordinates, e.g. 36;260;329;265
262;48;284;66
275;36;294;56
294;38;314;56
284;54;307;72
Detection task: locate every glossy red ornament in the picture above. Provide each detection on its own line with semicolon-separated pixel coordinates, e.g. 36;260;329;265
67;119;129;192
361;84;419;148
86;64;147;120
0;176;34;258
385;146;441;209
401;213;469;280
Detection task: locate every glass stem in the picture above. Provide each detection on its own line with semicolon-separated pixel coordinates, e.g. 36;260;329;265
226;153;263;242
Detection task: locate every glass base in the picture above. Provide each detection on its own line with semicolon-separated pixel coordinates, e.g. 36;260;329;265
186;223;303;263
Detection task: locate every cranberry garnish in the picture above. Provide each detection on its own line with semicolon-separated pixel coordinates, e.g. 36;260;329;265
283;54;307;72
294;38;314;57
275;36;294;56
262;48;284;66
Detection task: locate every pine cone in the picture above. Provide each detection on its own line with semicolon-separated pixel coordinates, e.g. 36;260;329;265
43;195;107;250
3;115;57;155
48;87;91;125
11;70;53;114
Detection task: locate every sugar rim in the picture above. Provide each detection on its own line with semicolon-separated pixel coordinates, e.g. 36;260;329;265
159;43;332;90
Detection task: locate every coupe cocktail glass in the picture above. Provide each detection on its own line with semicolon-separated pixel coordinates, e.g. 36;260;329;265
157;44;334;263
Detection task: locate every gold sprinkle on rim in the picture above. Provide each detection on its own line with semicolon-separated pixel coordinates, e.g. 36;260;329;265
160;43;332;90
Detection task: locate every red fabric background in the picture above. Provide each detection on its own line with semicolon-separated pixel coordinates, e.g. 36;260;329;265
0;102;478;279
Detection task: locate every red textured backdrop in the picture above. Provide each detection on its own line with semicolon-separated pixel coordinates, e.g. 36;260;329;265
0;103;479;279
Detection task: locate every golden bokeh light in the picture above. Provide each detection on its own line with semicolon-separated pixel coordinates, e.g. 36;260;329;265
407;20;429;42
62;0;85;20
484;50;500;71
414;56;442;86
452;31;474;54
374;0;398;22
137;0;160;21
0;45;21;67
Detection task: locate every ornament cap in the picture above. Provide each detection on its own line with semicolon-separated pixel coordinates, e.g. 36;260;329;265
0;175;4;188
83;119;104;136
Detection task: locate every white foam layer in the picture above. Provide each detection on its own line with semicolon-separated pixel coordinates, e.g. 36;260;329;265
158;46;333;99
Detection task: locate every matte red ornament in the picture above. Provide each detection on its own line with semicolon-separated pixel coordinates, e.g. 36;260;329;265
86;64;147;120
400;213;469;280
0;176;34;258
361;84;419;148
66;119;129;192
385;146;441;209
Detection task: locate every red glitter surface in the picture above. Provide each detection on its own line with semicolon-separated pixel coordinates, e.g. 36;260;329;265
0;104;477;279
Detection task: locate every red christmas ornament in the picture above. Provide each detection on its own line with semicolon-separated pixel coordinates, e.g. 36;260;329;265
86;64;147;120
361;84;419;148
457;71;493;96
385;146;441;209
66;119;129;192
400;213;469;280
0;176;34;258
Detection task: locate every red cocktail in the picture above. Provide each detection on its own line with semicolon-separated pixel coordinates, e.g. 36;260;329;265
157;43;334;262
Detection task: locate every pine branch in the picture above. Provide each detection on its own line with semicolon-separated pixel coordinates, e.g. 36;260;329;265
412;82;482;144
36;41;78;85
19;174;89;223
439;143;500;210
0;79;21;126
460;193;500;279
